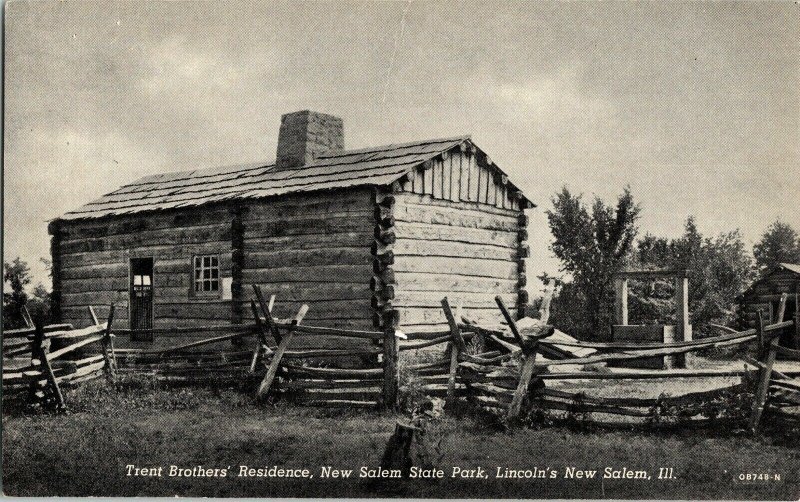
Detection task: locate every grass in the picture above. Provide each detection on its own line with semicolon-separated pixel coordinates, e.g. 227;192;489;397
2;378;800;499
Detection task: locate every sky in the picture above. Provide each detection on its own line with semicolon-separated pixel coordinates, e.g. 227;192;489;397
3;0;799;291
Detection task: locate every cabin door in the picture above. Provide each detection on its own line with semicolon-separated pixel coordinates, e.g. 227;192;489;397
130;258;154;331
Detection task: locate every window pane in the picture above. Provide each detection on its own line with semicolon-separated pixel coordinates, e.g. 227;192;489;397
211;269;218;279
134;275;142;286
143;276;151;286
210;281;219;291
195;256;201;268
210;256;218;267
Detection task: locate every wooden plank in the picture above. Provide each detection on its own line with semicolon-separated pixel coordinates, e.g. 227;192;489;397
244;214;372;238
249;300;270;373
243;232;368;253
775;345;800;360
445;343;460;408
46;335;105;361
450;155;459;202
394;240;517;263
395;192;519;218
253;285;282;344
33;323;65;409
283;348;381;358
393;222;518;249
536;368;796;380
394;256;518;280
393;204;519;232
382;309;400;410
246;247;371;268
541;328;757;351
771;379;800;392
242;188;373;220
256;304;309;399
282;324;382;340
442;156;452;201
281;379;383;390
536;335;758;368
431;159;442;199
60;223;232;254
283;364;383;378
300;399;379;408
538;398;651;418
749;337;779;432
399;335;452;351
101;304;116;378
242;264;372;284
776;293;789;322
393;273;517;294
294;388;382;401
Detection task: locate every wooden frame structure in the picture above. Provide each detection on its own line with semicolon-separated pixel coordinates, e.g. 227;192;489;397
612;269;691;368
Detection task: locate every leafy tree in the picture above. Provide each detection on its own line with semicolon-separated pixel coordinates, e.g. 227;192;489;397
545;186;641;340
753;221;800;273
3;258;53;328
3;258;32;329
631;217;756;335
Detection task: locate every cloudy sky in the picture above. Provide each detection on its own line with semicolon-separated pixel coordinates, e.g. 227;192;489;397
4;0;799;288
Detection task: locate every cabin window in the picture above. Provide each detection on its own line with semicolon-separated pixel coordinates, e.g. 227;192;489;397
193;255;220;295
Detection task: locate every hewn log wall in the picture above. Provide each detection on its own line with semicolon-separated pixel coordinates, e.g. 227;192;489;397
55;206;235;345
240;188;375;342
391;185;526;332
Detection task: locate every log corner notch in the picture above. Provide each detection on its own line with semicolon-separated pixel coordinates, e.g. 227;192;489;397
516;212;529;319
372;188;397;331
47;219;63;323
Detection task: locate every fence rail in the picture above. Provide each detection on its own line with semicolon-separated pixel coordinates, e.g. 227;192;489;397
5;285;799;432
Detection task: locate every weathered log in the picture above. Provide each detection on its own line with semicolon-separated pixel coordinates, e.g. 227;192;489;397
256;304;309;399
283;364;383;378
382;309;400;410
33;323;65;409
749;337;779;432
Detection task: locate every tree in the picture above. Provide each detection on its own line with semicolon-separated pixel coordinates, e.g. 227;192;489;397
545;186;641;340
3;258;32;329
3;257;53;328
632;217;756;335
753;221;800;273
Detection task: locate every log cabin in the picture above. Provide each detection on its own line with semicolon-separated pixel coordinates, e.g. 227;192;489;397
49;110;535;348
738;263;800;348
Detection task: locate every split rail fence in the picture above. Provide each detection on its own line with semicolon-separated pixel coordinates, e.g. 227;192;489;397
2;306;116;409
400;293;800;432
4;286;799;433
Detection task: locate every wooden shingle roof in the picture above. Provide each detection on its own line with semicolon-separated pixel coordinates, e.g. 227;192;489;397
60;136;533;220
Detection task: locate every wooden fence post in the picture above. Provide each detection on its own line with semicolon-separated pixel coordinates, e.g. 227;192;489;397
33;321;65;410
749;336;779;433
99;304;116;379
496;296;540;421
756;310;765;354
614;277;628;326
382;309;400;410
249;300;270;373
253;285;282;345
441;298;466;408
255;304;308;400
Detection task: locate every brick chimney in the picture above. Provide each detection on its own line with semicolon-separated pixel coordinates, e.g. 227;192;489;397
275;110;344;170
